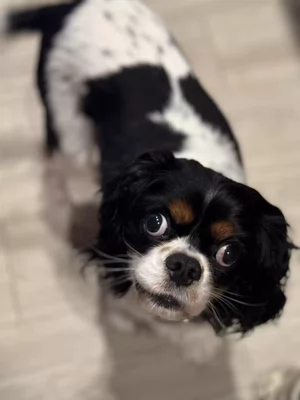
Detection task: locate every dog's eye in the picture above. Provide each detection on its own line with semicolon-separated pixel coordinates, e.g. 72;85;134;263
215;242;241;267
144;214;168;237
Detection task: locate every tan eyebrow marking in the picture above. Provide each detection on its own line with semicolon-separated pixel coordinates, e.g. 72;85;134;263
211;221;236;241
169;200;195;225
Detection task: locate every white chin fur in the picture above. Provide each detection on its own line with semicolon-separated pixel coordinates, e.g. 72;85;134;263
131;237;212;321
135;285;209;321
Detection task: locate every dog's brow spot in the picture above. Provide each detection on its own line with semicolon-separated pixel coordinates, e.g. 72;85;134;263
103;11;113;20
169;36;177;46
211;221;236;241
101;49;113;57
169;200;195;225
157;45;164;54
127;26;136;37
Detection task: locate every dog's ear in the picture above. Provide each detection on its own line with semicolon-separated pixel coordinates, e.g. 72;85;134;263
91;151;176;295
246;199;292;326
210;182;295;335
257;203;292;282
96;151;176;251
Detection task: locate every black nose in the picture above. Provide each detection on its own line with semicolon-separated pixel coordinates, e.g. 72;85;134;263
165;253;201;287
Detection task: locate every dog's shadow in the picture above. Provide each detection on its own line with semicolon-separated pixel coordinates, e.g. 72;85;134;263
110;328;237;400
281;0;300;52
42;157;239;400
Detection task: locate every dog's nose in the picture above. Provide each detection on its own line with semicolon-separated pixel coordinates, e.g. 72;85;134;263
165;253;201;287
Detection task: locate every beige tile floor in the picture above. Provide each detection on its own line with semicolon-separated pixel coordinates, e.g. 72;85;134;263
1;1;300;399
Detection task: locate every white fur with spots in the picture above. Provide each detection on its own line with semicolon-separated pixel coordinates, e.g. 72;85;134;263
46;0;245;182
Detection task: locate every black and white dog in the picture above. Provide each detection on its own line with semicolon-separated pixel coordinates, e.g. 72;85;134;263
5;0;295;343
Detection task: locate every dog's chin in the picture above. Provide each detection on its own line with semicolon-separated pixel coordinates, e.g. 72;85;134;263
135;282;206;322
135;282;185;321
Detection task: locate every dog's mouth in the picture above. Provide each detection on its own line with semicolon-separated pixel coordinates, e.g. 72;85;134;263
135;282;182;311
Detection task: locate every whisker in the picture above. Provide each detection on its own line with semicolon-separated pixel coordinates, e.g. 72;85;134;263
122;235;142;258
90;246;129;263
207;301;226;331
212;288;248;299
100;267;134;272
211;289;245;316
221;293;267;307
214;297;233;317
106;275;131;283
102;276;132;288
207;302;225;330
216;295;240;316
96;260;132;265
210;287;245;325
213;267;228;275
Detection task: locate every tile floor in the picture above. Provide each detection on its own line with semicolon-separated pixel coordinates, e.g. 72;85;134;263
0;1;300;399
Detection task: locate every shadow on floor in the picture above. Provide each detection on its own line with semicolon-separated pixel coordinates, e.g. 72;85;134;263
282;0;300;52
109;327;237;400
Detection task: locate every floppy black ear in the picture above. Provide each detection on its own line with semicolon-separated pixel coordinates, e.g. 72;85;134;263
247;201;292;325
96;150;176;252
257;203;292;282
209;183;295;335
90;150;176;294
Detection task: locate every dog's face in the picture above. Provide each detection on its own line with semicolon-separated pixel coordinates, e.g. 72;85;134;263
96;151;293;334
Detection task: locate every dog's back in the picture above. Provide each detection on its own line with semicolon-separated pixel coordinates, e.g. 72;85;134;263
4;0;245;184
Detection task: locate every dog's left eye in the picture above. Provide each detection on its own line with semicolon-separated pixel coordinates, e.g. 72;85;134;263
215;242;241;267
144;214;168;237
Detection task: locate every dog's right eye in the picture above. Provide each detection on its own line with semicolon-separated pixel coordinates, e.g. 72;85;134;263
215;242;241;267
144;214;168;237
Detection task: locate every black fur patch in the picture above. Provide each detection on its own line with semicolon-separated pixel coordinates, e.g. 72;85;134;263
81;65;185;183
82;65;171;122
100;120;185;185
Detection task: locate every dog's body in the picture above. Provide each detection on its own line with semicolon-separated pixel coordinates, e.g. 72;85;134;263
5;0;295;369
7;0;244;184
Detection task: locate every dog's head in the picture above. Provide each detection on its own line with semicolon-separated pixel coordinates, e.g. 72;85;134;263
95;151;294;334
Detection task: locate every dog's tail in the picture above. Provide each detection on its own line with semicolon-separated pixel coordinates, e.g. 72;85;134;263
0;2;72;35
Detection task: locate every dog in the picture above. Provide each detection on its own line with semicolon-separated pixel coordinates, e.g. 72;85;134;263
4;0;295;359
